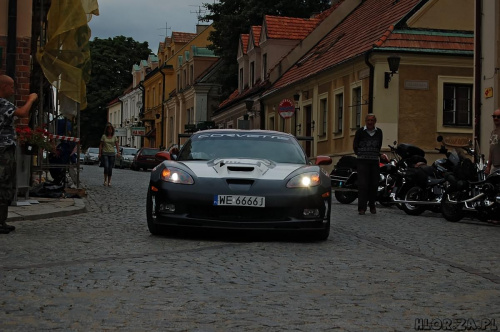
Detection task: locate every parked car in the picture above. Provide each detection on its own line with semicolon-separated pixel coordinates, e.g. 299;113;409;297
115;147;138;169
146;129;333;240
84;147;100;165
131;147;160;171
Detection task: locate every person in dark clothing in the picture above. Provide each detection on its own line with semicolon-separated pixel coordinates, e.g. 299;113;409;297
353;113;383;215
0;75;38;234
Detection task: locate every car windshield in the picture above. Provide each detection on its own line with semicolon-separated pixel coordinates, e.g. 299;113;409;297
178;132;307;164
141;148;159;156
88;148;99;154
122;148;138;156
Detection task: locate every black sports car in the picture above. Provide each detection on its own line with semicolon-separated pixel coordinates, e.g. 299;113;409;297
147;129;333;240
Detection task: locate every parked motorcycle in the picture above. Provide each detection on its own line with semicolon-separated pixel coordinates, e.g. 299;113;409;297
441;145;500;222
390;138;456;216
330;142;418;206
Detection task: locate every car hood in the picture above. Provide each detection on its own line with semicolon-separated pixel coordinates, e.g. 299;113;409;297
181;158;305;180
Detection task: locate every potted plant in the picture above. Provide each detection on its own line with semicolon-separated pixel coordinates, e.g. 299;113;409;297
16;126;55;155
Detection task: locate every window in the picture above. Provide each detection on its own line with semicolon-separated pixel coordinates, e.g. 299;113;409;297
334;92;344;133
443;83;472;127
177;74;180;91
319;97;328;137
250;61;255;87
187;107;194;124
352;86;361;129
190;64;194;84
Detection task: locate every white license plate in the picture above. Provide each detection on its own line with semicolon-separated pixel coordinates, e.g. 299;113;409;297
214;195;265;207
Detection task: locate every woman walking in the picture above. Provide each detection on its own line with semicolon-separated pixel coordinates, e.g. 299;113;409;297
99;123;120;186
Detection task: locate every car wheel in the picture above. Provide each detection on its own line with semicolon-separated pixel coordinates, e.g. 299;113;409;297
147;187;163;235
310;220;330;241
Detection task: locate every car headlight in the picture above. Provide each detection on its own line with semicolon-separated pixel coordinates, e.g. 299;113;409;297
160;167;194;184
286;172;321;188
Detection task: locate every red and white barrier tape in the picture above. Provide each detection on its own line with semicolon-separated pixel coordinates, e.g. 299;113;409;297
49;134;80;143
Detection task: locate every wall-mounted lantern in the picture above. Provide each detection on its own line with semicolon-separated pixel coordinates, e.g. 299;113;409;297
384;55;401;89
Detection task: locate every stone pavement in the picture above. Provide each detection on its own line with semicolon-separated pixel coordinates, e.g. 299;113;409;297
7;196;87;222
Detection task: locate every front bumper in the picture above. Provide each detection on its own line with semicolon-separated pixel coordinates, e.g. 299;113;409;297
149;178;331;231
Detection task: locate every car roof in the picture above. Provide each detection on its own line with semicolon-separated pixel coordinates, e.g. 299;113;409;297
191;129;295;138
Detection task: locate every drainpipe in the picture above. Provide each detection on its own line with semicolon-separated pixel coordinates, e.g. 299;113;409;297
119;99;123;146
6;0;18;78
160;67;166;149
364;51;375;114
474;0;482;163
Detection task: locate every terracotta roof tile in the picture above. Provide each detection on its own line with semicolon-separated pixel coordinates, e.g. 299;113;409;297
217;80;270;111
377;30;474;52
264;15;320;40
241;34;249;55
171;31;197;44
251;26;261;47
271;0;427;91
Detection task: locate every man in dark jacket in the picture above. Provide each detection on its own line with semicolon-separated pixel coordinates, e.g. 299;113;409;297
353;113;383;215
0;75;38;233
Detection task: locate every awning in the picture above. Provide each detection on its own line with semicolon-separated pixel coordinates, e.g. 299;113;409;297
145;128;156;137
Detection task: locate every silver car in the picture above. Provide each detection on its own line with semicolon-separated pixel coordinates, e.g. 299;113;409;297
115;147;138;169
84;147;100;165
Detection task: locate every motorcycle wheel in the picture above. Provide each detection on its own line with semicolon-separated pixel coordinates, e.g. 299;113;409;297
401;186;426;216
334;190;357;204
441;191;464;222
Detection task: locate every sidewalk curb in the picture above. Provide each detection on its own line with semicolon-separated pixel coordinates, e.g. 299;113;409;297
7;198;88;222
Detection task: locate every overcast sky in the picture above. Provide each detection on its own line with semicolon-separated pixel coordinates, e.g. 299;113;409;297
88;0;211;53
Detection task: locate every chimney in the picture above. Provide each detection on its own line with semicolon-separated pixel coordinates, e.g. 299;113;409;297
196;24;210;34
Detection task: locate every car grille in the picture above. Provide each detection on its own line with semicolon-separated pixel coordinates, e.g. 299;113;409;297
187;205;289;222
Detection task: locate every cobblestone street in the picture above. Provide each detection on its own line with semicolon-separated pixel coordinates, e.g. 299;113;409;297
1;165;499;331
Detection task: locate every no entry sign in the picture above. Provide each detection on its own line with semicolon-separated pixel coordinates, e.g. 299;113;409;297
278;99;295;119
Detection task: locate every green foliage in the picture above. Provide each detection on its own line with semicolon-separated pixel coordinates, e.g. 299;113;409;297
81;36;151;148
201;0;331;99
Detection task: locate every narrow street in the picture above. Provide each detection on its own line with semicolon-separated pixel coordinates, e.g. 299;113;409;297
0;165;499;331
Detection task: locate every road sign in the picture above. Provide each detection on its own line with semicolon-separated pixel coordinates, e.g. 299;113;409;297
115;128;127;137
131;127;146;136
278;99;295;119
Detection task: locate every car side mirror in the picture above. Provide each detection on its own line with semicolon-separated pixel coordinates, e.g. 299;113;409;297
315;155;332;166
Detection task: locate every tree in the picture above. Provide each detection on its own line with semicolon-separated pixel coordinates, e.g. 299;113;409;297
201;0;331;99
81;36;151;148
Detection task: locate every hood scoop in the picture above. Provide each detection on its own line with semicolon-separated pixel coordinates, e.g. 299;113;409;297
211;158;275;178
227;166;254;172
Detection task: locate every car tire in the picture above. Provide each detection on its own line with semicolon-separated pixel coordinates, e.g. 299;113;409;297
310;220;330;241
147;187;163;235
